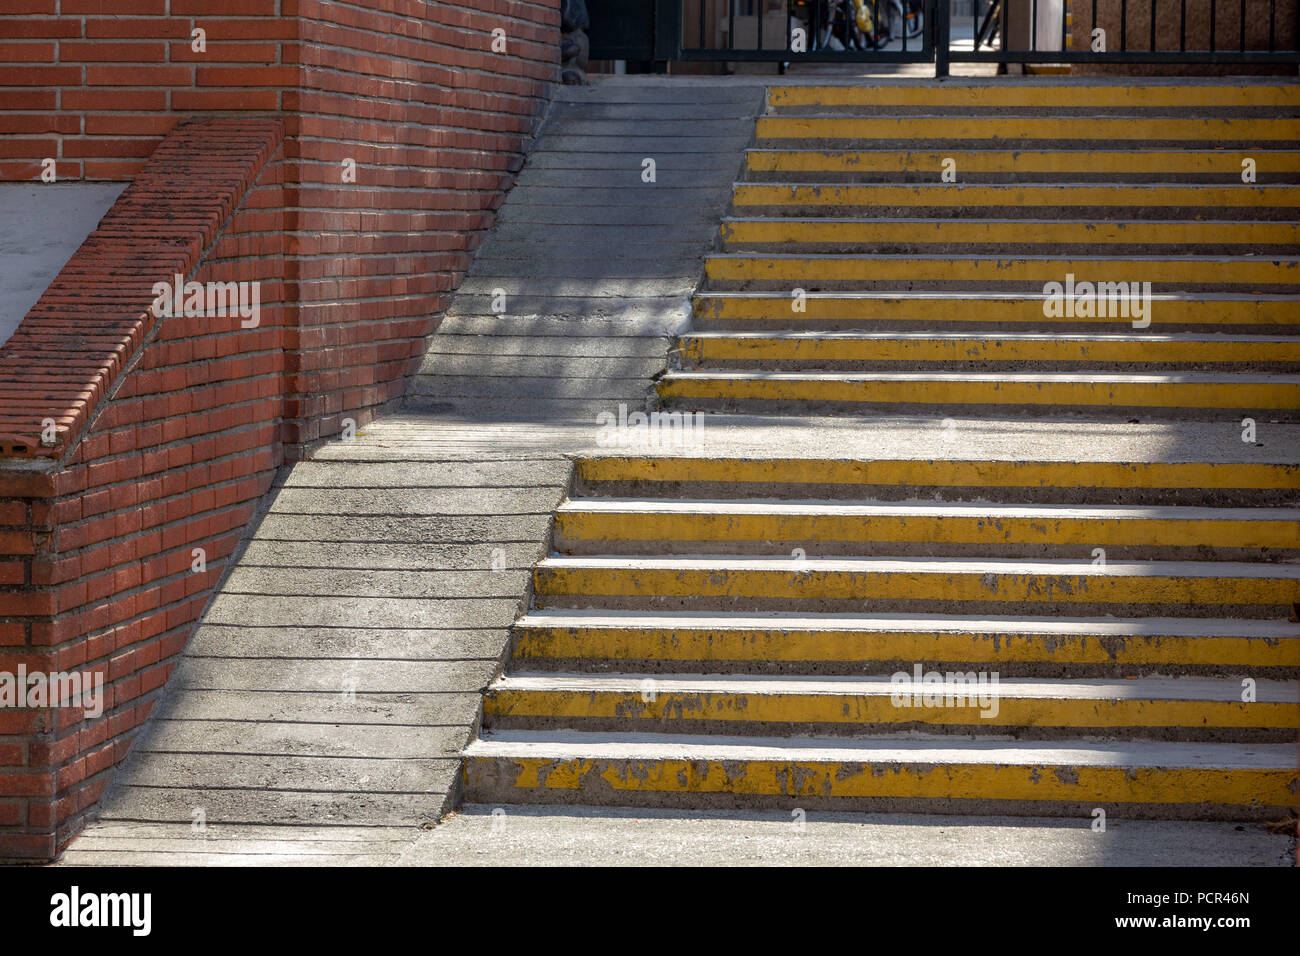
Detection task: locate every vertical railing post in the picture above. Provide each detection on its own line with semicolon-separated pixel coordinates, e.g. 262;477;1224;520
653;0;682;62
934;0;950;76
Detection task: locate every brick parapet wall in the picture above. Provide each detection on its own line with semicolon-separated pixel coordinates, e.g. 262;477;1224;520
0;0;561;860
0;118;288;859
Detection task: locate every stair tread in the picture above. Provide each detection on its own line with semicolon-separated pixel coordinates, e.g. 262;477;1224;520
516;609;1300;638
682;331;1300;343
492;673;1298;702
465;729;1297;768
696;290;1300;300
705;252;1300;262
737;181;1300;189
661;370;1300;384
538;555;1300;577
722;215;1300;226
557;498;1299;520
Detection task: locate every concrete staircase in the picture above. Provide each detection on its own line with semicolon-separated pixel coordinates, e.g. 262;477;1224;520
658;83;1300;418
462;82;1300;822
463;455;1300;818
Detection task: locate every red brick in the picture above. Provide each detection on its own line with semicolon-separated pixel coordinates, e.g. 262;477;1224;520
59;41;169;62
86;65;191;86
62;0;167;13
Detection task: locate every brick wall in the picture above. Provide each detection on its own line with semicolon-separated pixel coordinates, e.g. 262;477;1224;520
0;1;560;860
0;0;561;450
0;118;287;859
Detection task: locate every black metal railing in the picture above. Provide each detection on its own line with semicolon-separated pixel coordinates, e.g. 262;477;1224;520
655;0;1300;74
957;0;1300;65
672;0;935;60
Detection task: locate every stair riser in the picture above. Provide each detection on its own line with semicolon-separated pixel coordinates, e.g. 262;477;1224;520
572;459;1300;507
745;171;1300;186
554;512;1300;562
532;568;1300;619
723;240;1299;257
731;204;1300;223
510;628;1300;679
691;297;1300;334
483;692;1295;742
756;116;1300;142
681;359;1300;373
703;261;1300;293
655;389;1300;422
678;338;1300;372
764;85;1300;111
720;220;1300;254
744;149;1300;184
461;757;1297;820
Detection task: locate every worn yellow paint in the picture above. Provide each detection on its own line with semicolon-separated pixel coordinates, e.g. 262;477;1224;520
692;294;1298;326
511;624;1300;668
533;565;1300;608
748;148;1300;175
680;333;1300;365
574;456;1300;492
705;255;1297;285
732;183;1300;207
766;85;1300;109
707;254;1299;282
655;374;1300;411
465;756;1297;806
485;688;1297;730
756;116;1300;142
720;218;1300;246
554;509;1300;550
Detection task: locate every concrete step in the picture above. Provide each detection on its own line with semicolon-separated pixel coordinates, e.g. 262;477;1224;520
765;84;1300;113
745;149;1300;184
702;254;1300;292
691;291;1300;332
461;730;1299;819
655;369;1300;419
552;497;1300;560
730;184;1300;219
510;609;1300;677
481;673;1299;741
571;456;1300;507
677;331;1300;372
719;218;1300;254
531;554;1300;617
754;115;1300;147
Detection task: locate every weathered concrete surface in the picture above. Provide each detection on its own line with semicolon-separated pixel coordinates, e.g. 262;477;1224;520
408;80;766;421
57;77;765;866
396;804;1295;867
56;806;1294;867
82;456;569;849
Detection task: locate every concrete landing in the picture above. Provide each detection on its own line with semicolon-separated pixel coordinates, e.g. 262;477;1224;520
54;807;1294;867
400;804;1292;867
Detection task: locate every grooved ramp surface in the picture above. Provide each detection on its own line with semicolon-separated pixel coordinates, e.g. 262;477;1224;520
407;81;765;421
58;78;765;867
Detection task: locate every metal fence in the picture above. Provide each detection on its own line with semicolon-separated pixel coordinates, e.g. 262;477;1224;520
656;0;1300;75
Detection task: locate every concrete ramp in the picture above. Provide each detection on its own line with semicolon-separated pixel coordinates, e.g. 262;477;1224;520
58;79;762;865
